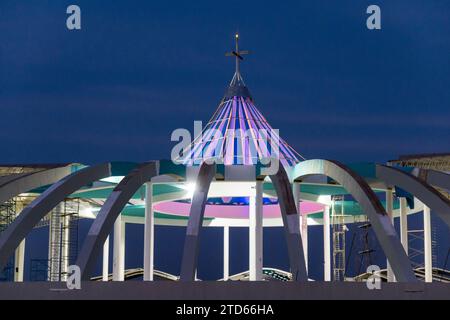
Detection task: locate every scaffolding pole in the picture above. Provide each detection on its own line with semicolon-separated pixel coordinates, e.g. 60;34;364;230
48;199;79;281
332;196;346;281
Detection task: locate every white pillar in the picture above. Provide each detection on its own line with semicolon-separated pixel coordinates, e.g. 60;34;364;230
14;239;25;282
399;198;408;253
423;205;432;282
386;189;395;282
323;205;331;281
249;181;263;281
113;216;125;281
300;216;308;272
143;182;154;281
102;236;109;281
293;182;308;271
223;226;229;280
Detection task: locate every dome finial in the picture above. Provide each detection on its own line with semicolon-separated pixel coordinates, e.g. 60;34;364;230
225;33;250;85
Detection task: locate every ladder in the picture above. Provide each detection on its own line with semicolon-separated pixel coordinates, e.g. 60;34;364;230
48;199;80;281
332;195;346;281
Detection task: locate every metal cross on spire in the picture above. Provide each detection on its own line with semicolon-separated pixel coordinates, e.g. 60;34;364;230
225;33;250;85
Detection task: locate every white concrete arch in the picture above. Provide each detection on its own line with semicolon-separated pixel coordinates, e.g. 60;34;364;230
179;163;217;281
0;163;112;272
0;165;72;204
292;159;417;282
77;162;158;281
376;165;450;228
179;161;308;282
412;168;450;191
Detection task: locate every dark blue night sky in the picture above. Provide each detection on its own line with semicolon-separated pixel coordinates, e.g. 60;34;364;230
0;1;449;280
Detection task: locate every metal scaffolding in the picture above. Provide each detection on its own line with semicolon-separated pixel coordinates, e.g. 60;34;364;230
346;215;376;279
388;153;450;172
408;224;438;272
332;195;346;281
48;199;80;281
0;199;15;233
388;153;450;200
0;199;16;281
62;199;80;272
48;203;62;281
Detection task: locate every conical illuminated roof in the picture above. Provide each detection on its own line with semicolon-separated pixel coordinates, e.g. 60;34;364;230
178;35;304;167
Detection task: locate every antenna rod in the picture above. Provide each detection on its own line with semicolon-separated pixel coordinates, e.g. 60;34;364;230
235;33;240;75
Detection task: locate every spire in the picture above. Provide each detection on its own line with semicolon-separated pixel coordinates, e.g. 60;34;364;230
176;34;305;167
224;33;252;99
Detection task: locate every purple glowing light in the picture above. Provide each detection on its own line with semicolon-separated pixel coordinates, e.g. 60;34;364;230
180;96;304;166
154;201;324;219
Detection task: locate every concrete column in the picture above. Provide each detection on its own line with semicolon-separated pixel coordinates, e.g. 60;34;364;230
113;216;125;281
300;215;308;273
292;182;300;209
293;182;308;271
323;205;331;281
102;236;109;281
223;226;229;281
423;205;432;282
399;198;408;253
249;181;263;281
143;182;154;281
14;239;25;282
386;189;395;282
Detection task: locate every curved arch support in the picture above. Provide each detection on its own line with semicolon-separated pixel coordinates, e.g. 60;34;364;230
77;162;158;280
293;159;417;282
268;163;308;281
0;163;111;271
0;166;72;204
180;161;308;282
180;163;216;281
412;168;450;193
377;165;450;228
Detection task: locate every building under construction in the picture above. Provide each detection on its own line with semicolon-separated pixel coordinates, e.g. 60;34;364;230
0;37;449;299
